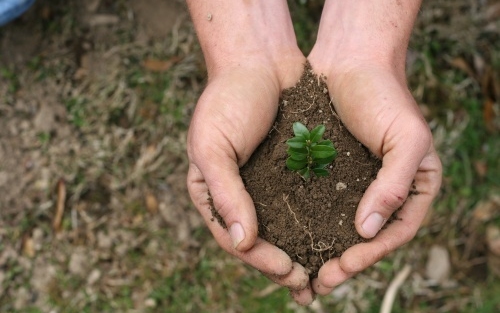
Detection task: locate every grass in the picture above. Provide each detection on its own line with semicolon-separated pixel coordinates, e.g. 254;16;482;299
146;251;295;313
1;0;499;312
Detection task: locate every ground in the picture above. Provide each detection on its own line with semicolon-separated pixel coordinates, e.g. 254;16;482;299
0;0;499;312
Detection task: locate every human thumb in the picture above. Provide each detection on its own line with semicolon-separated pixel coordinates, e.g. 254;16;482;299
355;120;431;238
199;155;258;252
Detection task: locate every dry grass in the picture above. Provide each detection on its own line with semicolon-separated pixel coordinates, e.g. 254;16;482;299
0;0;499;312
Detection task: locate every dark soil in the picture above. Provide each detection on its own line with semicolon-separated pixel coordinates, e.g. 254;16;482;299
240;63;382;278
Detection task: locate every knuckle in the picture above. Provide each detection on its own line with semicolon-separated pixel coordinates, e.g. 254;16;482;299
380;183;408;212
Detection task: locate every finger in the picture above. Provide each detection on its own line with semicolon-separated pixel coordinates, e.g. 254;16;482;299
290;283;315;306
187;164;293;276
342;151;442;272
315;151;441;290
263;262;309;291
188;136;259;251
355;116;433;238
313;258;355;294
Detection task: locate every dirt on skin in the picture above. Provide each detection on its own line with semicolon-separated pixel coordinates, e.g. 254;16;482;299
240;63;382;278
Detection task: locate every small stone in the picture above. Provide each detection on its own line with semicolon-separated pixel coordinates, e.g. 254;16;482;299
145;191;159;214
425;245;450;283
336;182;347;190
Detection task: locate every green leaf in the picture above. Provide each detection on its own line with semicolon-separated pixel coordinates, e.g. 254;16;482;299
286;137;306;149
286;157;307;171
298;167;310;180
318;140;334;148
315;155;336;165
314;163;329;169
310;145;336;159
293;122;310;139
287;147;308;160
312;168;329;177
310;125;325;143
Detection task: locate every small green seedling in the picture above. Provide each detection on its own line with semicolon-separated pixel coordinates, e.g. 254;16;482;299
286;122;337;180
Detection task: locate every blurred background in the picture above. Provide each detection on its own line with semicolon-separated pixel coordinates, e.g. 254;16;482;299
0;0;499;312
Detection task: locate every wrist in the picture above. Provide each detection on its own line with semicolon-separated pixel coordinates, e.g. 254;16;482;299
309;0;422;81
187;0;300;78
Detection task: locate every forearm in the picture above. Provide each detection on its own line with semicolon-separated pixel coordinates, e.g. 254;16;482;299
311;0;422;76
186;0;298;76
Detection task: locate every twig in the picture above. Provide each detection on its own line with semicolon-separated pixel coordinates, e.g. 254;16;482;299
283;194;334;259
53;179;66;233
269;122;281;135
283;194;300;225
380;265;412;313
328;99;338;118
290;98;315;114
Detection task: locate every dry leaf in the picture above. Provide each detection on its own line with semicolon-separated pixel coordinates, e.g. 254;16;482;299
145;191;159;214
472;199;498;222
22;236;35;258
53;179;66;233
135;144;158;170
255;284;281;298
86;0;101;13
474;160;488;177
486;2;500;21
450;57;476;79
483;98;496;132
142;57;181;72
88;14;119;27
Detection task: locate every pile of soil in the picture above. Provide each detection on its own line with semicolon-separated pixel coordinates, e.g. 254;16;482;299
240;63;382;278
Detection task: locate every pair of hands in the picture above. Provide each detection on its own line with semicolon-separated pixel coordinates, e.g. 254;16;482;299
186;0;441;306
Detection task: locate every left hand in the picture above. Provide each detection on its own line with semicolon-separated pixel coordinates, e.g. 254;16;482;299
307;57;442;295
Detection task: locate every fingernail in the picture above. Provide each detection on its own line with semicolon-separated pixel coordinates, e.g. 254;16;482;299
362;213;386;238
229;223;245;249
